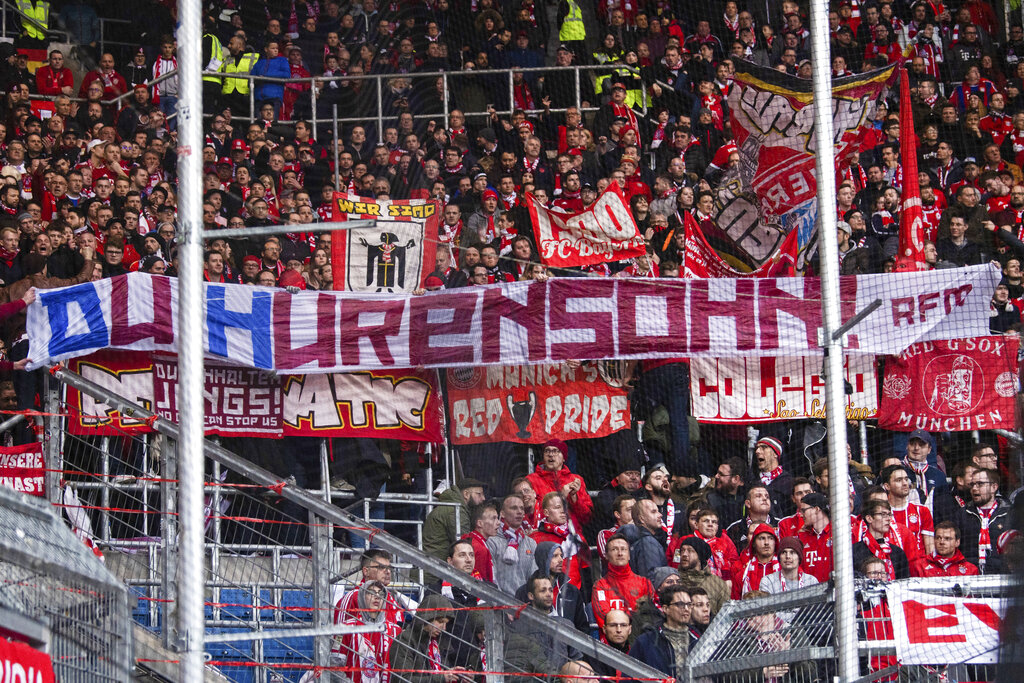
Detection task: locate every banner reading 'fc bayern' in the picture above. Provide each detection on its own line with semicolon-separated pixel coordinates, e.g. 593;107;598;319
527;184;646;268
330;193;440;293
716;61;896;268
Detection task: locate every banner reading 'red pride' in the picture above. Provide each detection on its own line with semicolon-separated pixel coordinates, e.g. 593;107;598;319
27;266;999;373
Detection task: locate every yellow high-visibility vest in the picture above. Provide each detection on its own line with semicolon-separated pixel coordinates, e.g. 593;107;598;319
559;0;585;42
221;52;258;95
203;33;224;84
16;0;48;41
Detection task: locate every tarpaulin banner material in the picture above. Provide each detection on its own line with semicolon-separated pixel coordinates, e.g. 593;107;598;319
0;637;55;683
718;61;896;267
886;583;1005;665
151;356;282;437
691;355;877;423
446;364;631;444
878;336;1019;432
330;192;440;293
64;351;443;441
281;370;444;440
0;443;45;497
527;185;646;267
28;266;999;372
682;211;799;278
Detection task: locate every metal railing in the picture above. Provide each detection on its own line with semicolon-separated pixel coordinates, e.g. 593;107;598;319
46;364;666;683
202;62;647;133
682;577;1016;683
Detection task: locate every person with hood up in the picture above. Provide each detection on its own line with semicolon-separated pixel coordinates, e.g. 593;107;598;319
730;523;780;599
526;439;593;528
389;594;471;683
515;541;589;632
673;536;729;616
330;580;393;683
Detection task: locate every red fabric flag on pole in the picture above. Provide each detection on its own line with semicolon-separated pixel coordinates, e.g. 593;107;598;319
898;65;928;270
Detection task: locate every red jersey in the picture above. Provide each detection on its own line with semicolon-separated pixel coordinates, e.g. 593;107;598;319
890;501;934;556
919;550;980;577
462;531;494;583
777;513;803;539
797;524;834;583
591;564;656;630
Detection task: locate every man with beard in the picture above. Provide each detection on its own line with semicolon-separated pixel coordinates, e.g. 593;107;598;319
517;542;590;633
752;436;795;515
707;457;747;529
509;575;580;671
639;465;688;537
591;450;642;538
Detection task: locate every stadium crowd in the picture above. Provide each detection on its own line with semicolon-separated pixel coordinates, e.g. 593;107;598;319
1;0;1024;680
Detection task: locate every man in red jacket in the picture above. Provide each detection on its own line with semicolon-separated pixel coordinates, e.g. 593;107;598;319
526;439;593;528
731;523;780;599
592;534;656;631
920;521;980;577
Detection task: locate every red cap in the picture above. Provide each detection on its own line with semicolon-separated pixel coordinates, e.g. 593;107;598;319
424;274;445;289
231;139;249;151
217;157;232;166
482;189;499;204
243;255;261;265
278;269;306;289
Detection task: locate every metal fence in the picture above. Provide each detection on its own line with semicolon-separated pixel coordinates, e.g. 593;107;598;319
44;365;664;683
682;577;1015;683
0;482;133;682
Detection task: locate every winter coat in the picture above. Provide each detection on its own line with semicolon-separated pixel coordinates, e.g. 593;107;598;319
527;464;593;527
423;487;470;561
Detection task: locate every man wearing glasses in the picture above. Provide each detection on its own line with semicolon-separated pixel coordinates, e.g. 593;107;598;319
956;468;1013;574
853;501;910;580
629;585;694;678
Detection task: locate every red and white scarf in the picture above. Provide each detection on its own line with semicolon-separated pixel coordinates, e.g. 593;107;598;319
662;498;675;537
427;638;443;671
977;502;997;564
499;519;525;564
778;568;805;592
760;467;784;486
740;556;780;596
862;533;895;580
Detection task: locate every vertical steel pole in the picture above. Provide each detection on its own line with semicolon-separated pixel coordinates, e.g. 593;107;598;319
807;1;858;680
175;0;207;679
376;77;384;144
333;105;340;192
859;421;869;467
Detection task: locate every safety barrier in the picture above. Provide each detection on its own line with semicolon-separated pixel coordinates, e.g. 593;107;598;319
43;365;666;682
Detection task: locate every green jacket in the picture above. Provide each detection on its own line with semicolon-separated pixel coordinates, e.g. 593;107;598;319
389;595;454;683
422;487;470;561
678;567;730;616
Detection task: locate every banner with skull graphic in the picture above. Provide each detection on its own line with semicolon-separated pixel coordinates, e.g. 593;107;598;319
330;193;441;293
878;336;1020;432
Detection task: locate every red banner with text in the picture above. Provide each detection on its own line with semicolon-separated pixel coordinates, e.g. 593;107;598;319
878;336;1019;432
528;185;646;267
446;364;631;444
0;637;55;683
0;443;45;497
66;352;444;441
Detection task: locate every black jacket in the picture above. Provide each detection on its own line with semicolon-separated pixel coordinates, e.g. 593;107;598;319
956;500;1014;574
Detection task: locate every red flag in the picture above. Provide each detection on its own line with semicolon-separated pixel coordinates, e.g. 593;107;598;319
681;211;798;278
898;66;928;270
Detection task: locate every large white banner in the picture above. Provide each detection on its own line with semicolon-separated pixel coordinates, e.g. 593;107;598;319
27;266;999;373
886;583;1006;665
691;355;877;422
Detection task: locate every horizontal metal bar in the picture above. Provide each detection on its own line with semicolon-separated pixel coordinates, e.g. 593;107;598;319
202;62;634;84
205;623;382;643
691;647;834;677
0;413;25;432
53;365;667;683
203;220;377;240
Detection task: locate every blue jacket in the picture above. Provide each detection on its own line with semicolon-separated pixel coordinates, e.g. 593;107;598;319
620;523;667;583
251;56;290;102
629;628;688;679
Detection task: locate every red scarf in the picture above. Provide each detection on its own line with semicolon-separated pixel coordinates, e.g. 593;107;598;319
538;519;569;539
740;555;780;595
862;533;895;580
662;498;675;537
977;502;997;559
427;638;443;671
0;245;18;265
499;519;524;564
760;467;784;485
778;568;805;592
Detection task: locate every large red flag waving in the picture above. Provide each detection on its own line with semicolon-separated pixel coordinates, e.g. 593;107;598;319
898;66;928;270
